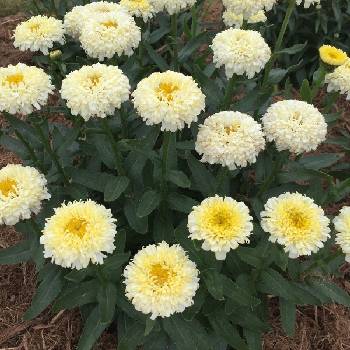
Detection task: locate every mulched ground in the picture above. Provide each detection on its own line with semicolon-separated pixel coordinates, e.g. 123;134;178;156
0;9;350;350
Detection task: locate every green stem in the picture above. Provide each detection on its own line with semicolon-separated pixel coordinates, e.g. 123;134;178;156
101;118;126;176
257;157;283;197
215;167;229;195
161;132;172;195
262;0;296;87
33;122;69;185
171;13;179;71
119;107;128;139
191;6;198;37
222;75;236;110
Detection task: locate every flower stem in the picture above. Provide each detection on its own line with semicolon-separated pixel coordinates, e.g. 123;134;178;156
161;131;172;195
101;118;126;176
33;122;69;185
262;0;296;87
222;75;236;110
171;13;179;71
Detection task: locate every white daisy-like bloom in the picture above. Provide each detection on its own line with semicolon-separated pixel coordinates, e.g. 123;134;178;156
0;164;50;226
223;10;267;28
0;63;54;115
211;28;271;79
262;100;327;154
80;10;141;61
124;241;199;319
132;71;205;132
40;200;117;270
334;207;350;263
188;196;253;260
296;0;320;8
60;63;130;121
325;59;350;100
195;111;265;170
222;0;277;19
261;192;330;258
152;0;196;15
120;0;155;21
13;15;65;55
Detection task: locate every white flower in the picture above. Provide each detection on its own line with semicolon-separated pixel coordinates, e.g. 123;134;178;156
261;192;330;258
152;0;197;15
60;63;130;120
334;206;350;263
195;111;265;170
124;242;199;319
0;164;50;225
132;71;205;132
222;0;277;19
211;28;271;79
41;200;117;270
64;6;89;39
13;15;65;55
120;0;155;21
262;100;327;154
188;196;253;260
325;59;350;100
80;10;141;61
0;63;54;115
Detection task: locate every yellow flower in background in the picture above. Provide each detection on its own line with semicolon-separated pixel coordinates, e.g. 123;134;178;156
334;207;350;263
120;0;155;21
60;63;130;120
211;29;271;79
132;71;205;132
319;45;348;66
0;164;50;225
261;192;330;258
0;63;54;115
124;242;199;319
195;111;265;170
13;15;65;55
262;100;327;154
188;196;253;260
40;200;117;270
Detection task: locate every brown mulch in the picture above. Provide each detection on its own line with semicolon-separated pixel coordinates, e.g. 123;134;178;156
0;11;350;350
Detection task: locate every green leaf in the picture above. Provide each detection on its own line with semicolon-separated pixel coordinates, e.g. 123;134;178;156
153;210;174;243
64;268;92;283
279;298;296;337
276;42;307;55
0;240;32;265
143;41;169;71
103;252;130;272
104;176;130;202
124;199;148;234
98;282;117;324
77;307;108;350
300;79;312;103
168;170;191;188
53;280;99;311
136;190;161;217
24;265;63;319
298;153;342;170
268;68;287;84
117;320;145;350
167;193;198;213
71;169;116;192
203;270;224;300
244;329;262;350
178;32;210;63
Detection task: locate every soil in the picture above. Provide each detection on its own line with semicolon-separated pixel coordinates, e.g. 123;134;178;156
0;11;350;350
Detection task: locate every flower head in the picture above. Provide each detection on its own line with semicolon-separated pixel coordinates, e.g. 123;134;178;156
0;164;50;225
325;60;350;100
319;45;348;66
262;100;327;154
222;0;277;19
0;63;54;115
120;0;155;21
211;28;271;79
80;10;141;61
64;6;88;39
223;10;267;28
188;196;253;260
334;207;350;263
13;15;65;55
195;111;265;170
261;192;330;258
61;63;130;120
132;71;205;132
124;242;199;319
151;0;196;15
40;200;117;270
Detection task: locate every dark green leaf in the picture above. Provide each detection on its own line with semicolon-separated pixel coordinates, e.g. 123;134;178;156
104;176;130;202
279;298;296;337
0;240;32;265
98;282;117;324
136;190;161;217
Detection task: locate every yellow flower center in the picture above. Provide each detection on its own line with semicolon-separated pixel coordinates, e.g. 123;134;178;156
65;218;87;238
149;263;174;286
102;20;118;29
157;82;179;102
201;203;241;240
88;74;101;87
286;209;311;232
224;122;240;134
5;73;24;85
29;23;40;32
0;178;18;197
